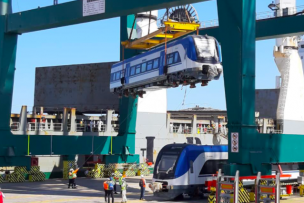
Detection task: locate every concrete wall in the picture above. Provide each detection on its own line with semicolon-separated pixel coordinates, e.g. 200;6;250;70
255;89;280;119
34;62;120;113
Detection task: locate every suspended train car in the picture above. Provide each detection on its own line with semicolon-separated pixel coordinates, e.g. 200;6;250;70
110;35;222;97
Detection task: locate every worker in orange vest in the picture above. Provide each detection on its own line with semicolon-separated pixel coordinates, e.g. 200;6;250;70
0;188;5;203
103;179;109;202
68;168;79;189
139;175;146;200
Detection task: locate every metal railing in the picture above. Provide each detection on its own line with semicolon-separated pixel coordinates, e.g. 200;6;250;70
10;122;20;131
27;122;63;132
170;126;192;134
76;123;106;132
271;130;283;134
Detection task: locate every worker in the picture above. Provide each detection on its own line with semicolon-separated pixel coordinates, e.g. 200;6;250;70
118;173;123;194
68;168;79;189
139;175;146;200
121;178;127;203
98;120;103;132
107;177;114;203
90;120;93;132
103;179;109;203
0;188;5;203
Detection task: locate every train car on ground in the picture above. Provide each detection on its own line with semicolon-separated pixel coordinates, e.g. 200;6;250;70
151;143;299;200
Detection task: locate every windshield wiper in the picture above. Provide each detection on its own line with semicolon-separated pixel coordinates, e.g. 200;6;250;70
166;167;173;174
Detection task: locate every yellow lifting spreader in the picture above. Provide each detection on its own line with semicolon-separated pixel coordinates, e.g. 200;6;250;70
121;20;200;50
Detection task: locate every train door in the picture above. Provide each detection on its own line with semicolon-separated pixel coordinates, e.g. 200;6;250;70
159;51;165;75
188;156;196;185
124;63;130;84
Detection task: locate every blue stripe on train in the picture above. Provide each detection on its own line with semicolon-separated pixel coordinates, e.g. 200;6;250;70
174;145;228;178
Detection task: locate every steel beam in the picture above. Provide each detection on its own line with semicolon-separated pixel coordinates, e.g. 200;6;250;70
7;0;209;34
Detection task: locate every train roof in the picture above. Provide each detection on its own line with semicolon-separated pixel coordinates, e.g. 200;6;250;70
112;35;216;68
161;143;228;153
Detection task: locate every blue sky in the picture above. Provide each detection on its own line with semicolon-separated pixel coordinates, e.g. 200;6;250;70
10;0;302;113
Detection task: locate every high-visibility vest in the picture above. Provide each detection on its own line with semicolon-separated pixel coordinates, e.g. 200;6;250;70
141;178;146;188
121;182;126;191
0;192;4;203
69;172;73;179
103;181;109;190
119;177;123;185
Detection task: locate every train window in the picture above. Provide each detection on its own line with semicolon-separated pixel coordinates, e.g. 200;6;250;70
130;66;135;76
167;54;174;65
111;73;115;81
199;160;228;175
136;65;141;74
147;61;153;70
115;72;121;80
141;63;147;72
174;52;181;63
153;58;159;69
158;155;178;172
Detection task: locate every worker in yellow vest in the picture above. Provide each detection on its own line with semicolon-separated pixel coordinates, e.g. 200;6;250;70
68;168;79;189
121;178;127;203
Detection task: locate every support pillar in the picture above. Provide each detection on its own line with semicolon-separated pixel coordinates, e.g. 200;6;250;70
217;0;271;175
19;105;27;133
70;108;76;133
62;108;69;134
192;114;197;134
146;137;155;163
106;110;114;135
0;0;18;132
167;113;171;133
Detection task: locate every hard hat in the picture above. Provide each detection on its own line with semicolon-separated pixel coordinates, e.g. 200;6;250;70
111;173;115;176
141;175;144;178
108;178;111;181
119;173;122;177
70;168;73;172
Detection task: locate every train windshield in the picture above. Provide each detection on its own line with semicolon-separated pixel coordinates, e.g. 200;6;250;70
154;145;184;179
158;155;178;172
193;37;216;58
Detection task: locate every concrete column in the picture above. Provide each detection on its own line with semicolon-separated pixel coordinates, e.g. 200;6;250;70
50;119;54;131
62;108;69;134
192;114;197;134
167;113;171;133
105;110;114;135
213;117;219;134
263;119;268;134
39;107;44;122
19;105;27;132
70;108;77;133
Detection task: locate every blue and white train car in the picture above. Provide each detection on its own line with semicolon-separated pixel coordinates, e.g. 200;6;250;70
110;35;222;96
151;144;300;200
152;144;228;200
